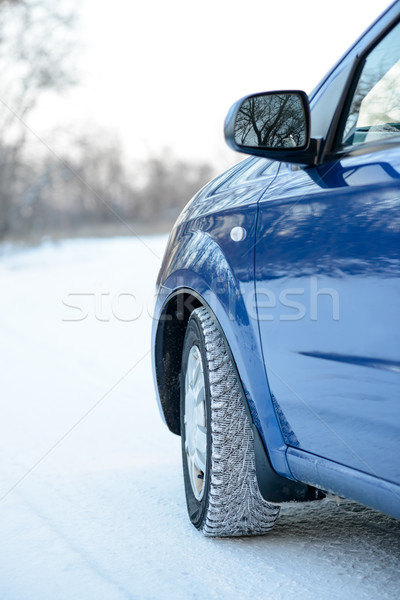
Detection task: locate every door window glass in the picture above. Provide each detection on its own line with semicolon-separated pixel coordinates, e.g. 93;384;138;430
341;22;400;147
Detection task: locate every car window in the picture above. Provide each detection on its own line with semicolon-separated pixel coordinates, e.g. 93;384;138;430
341;21;400;148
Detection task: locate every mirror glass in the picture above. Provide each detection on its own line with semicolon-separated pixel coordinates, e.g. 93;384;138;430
234;93;307;150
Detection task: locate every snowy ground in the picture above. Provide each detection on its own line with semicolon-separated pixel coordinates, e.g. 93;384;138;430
0;235;399;600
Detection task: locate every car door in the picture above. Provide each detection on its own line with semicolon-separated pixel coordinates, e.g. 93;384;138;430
254;21;400;485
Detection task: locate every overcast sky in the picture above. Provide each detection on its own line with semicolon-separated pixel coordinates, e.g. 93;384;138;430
30;0;392;169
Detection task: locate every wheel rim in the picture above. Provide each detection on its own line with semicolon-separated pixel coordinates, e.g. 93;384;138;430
184;345;207;500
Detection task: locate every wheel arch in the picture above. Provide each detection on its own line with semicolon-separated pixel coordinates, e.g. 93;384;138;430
154;289;203;435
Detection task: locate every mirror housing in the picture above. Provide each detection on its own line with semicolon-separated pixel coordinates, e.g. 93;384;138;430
224;90;318;165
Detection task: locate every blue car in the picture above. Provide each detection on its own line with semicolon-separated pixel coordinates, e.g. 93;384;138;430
152;1;400;536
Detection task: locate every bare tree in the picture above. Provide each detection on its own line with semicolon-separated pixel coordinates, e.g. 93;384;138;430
0;0;78;237
0;2;215;241
235;94;306;148
136;151;214;221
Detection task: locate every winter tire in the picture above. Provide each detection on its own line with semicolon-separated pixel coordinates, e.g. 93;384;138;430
180;306;280;537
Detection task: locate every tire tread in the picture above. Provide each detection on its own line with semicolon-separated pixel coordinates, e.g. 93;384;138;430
193;307;280;537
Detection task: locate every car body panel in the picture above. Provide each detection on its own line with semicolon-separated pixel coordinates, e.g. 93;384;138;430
287;447;400;519
255;147;400;486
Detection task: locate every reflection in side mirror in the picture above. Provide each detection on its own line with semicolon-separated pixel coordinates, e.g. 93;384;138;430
233;92;308;150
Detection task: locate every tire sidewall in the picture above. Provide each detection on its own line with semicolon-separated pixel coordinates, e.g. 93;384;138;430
180;313;212;530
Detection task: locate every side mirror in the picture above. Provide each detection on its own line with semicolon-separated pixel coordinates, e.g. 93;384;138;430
225;91;317;165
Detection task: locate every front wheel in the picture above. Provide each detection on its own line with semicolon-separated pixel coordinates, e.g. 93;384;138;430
180;307;280;536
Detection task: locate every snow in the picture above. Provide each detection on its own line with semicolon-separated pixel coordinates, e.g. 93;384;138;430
0;235;399;599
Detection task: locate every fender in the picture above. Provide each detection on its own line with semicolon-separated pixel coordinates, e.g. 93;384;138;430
152;226;293;480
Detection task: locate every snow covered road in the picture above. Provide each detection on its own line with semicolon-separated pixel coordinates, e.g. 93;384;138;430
0;236;399;600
